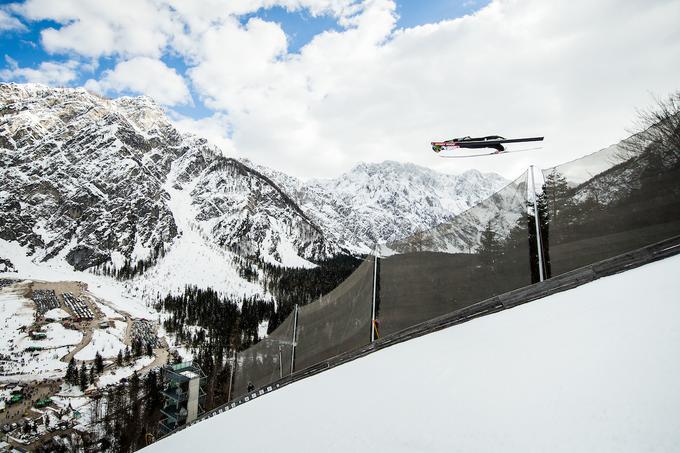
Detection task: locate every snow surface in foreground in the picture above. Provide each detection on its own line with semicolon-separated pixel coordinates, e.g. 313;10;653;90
145;254;680;453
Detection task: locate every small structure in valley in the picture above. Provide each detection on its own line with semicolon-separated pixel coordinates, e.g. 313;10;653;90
159;362;206;435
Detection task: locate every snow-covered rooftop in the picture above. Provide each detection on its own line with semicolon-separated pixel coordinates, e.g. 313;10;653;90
180;371;198;379
144;254;680;453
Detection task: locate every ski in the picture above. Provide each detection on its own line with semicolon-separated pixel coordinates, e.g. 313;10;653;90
438;147;543;158
431;135;544;154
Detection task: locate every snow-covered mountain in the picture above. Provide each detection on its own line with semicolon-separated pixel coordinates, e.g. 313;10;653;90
0;83;507;296
255;160;507;253
0;83;336;270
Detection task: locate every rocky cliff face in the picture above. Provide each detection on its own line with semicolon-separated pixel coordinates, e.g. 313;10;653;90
0;84;181;270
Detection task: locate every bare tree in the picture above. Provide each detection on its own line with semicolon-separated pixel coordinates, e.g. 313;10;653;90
620;91;680;161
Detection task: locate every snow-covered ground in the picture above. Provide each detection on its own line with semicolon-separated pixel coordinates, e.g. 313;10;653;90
0;346;70;381
0;239;155;319
145;254;680;453
159;321;194;362
107;320;128;343
0;287;72;380
0;287;34;356
17;322;82;349
44;307;70;320
74;329;126;361
96;355;155;388
95;301;124;319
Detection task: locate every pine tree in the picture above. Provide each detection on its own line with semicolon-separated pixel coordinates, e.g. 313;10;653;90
478;219;503;269
542;170;572;222
116;349;123;367
66;358;77;386
124;346;131;363
94;352;104;374
79;363;88;391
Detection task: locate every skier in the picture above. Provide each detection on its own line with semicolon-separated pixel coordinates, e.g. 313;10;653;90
431;135;543;156
247;381;255;393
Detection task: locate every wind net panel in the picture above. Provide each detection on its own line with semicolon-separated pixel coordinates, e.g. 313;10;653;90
294;256;374;372
232;311;296;399
378;172;532;337
541;138;680;277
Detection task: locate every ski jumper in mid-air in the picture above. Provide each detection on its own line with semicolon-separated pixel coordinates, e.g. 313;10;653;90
430;135;544;157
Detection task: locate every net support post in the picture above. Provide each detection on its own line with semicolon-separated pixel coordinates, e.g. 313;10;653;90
371;253;378;342
227;350;236;402
290;304;299;375
530;165;546;282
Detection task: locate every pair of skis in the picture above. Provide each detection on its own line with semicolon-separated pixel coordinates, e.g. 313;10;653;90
438;146;544;159
431;136;544;158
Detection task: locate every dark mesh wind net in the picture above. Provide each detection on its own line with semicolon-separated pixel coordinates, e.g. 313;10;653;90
209;123;680;405
540;127;680;277
232;311;296;398
376;172;531;337
293;256;375;372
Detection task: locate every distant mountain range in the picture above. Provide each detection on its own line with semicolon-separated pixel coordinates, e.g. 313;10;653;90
0;83;507;295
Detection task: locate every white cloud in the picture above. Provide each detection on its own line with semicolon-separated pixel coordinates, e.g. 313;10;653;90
0;9;26;32
13;0;178;58
85;57;192;107
183;0;680;179
188;17;289;112
8;0;680;180
0;56;79;85
12;0;361;60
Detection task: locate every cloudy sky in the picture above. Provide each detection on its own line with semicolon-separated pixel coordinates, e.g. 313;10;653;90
1;0;679;180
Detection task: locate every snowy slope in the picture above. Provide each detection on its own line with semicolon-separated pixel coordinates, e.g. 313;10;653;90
145;254;680;453
126;158;267;300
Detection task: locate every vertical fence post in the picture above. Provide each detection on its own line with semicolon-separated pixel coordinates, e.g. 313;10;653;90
371;253;378;342
227;350;236;401
290;304;299;375
530;165;546;282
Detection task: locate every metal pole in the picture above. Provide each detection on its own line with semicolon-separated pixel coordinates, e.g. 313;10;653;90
371;253;378;342
530;165;545;282
278;345;283;379
290;304;298;375
227;350;236;401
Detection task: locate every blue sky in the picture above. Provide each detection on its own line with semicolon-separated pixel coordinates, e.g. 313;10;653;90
0;0;488;119
0;0;678;179
0;0;489;121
